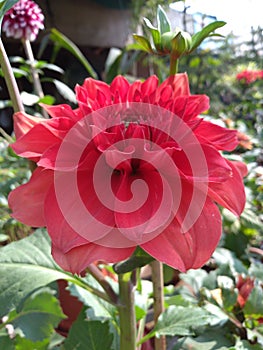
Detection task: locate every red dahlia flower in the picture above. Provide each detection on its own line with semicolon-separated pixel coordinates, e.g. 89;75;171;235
236;69;263;84
8;74;247;274
2;0;44;41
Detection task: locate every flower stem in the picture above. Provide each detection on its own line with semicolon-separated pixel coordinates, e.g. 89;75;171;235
0;38;24;113
86;264;118;304
169;55;179;76
151;260;166;350
69;274;116;306
22;38;49;118
118;271;136;350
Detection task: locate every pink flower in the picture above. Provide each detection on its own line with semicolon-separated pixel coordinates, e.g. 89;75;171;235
2;0;44;41
8;74;247;274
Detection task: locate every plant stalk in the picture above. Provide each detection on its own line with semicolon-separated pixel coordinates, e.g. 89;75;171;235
0;38;24;113
22;38;49;118
151;260;166;350
118;271;136;350
169;55;179;76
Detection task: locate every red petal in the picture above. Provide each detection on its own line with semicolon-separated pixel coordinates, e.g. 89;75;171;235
141;75;159;102
171;95;209;121
52;242;134;274
45;184;94;253
232;160;248;177
8;167;52;227
110;75;130;102
77;78;112;107
141;198;221;271
127;80;142;102
13;112;42;139
44;183;134;274
45;168;115;248
11;117;74;160
157;73;190;99
196;121;238;151
114;170;174;243
40;103;80;122
208;160;247;216
173;143;232;183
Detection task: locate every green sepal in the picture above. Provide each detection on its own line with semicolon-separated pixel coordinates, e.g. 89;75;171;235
132;34;153;53
157;5;171;35
190;21;226;53
143;17;161;50
113;247;154;274
171;30;192;57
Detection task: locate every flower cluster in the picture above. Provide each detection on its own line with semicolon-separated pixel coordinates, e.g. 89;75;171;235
8;74;247;274
236;275;254;308
2;0;44;41
236;69;263;84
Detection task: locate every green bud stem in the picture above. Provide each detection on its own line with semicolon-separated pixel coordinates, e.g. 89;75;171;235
169;55;179;76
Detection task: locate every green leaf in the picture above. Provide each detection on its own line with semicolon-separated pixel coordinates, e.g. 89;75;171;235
5;289;65;342
155;306;212;337
241;208;263;230
14;337;49;350
179;269;208;294
0;229;69;317
164;294;192;308
14;332;64;350
249;262;263;282
231;338;263;350
38;94;55;105
68;275;117;320
49;28;98;79
213;248;247;275
20;91;39;106
157;5;171;34
244;285;263;319
143;17;161;49
0;0;19;31
190;21;226;52
173;330;233;349
140;306;213;343
203;303;229;327
50;78;77;104
0;67;28;79
133;34;153;53
113;247;154;274
35;62;64;75
64;309;114;350
0;233;9;242
0;330;14;350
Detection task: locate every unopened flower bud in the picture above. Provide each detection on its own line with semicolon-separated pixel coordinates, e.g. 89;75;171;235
2;0;44;42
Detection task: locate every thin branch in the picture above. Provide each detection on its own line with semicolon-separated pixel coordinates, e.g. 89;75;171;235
69;274;116;306
86;263;118;304
22;39;49;118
